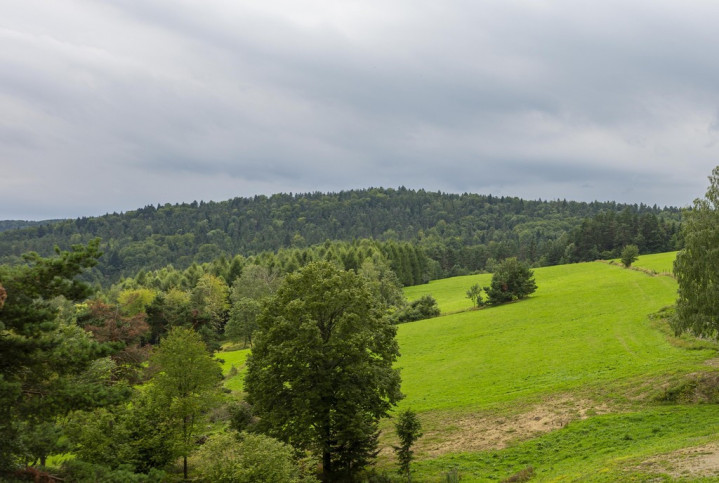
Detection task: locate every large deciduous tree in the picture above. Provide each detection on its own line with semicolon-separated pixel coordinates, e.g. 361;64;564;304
190;273;229;350
673;167;719;337
245;261;403;481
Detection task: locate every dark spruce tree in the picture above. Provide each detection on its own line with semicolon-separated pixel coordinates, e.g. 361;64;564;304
0;240;129;474
485;257;537;304
245;262;403;481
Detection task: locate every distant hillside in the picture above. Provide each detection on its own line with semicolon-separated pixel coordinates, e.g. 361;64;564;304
0;219;60;233
0;188;681;285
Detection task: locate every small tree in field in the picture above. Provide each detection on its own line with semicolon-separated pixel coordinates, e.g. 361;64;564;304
484;258;537;305
393;409;423;482
466;284;483;308
620;245;639;268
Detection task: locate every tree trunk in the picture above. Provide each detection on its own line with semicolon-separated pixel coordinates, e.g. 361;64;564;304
183;416;189;480
322;405;332;482
323;449;332;482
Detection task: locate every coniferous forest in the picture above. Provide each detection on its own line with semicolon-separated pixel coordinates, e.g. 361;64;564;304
0;188;681;287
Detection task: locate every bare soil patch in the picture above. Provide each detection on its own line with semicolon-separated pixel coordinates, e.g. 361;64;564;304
415;395;612;457
636;442;719;479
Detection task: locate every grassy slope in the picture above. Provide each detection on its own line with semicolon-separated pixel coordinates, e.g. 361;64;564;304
224;253;719;481
404;273;493;314
217;348;249;392
631;251;677;275
396;260;701;414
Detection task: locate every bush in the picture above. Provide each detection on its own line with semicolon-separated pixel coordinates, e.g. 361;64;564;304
227;401;256;433
620;245;639;268
392;295;441;323
193;432;315;483
60;460;165;483
485;258;537;305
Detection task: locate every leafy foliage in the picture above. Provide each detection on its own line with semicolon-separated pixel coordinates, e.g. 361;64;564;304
225;265;281;346
147;327;223;479
392;295;441;323
465;283;484;307
65;390;178;474
193;432;315;483
245;262;403;481
60;459;166;483
0;240;129;473
620;244;639;268
78;299;151;383
673;166;719;338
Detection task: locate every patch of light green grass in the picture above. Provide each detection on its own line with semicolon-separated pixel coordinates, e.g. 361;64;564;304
631;251;677;275
216;348;249;392
397;262;712;414
404;273;493;314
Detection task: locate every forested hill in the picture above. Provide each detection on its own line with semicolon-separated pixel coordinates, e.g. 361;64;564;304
0;188;681;285
0;219;59;233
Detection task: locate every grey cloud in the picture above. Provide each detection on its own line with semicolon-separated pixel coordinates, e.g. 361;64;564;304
2;0;719;219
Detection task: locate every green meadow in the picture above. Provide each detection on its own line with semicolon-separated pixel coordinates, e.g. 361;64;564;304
630;250;677;275
224;255;719;481
217;347;249;392
395;261;702;414
404;273;493;314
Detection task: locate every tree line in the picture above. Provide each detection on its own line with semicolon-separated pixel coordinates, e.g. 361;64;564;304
0;188;681;286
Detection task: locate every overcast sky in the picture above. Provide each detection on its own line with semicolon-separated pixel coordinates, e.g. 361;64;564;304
3;0;719;220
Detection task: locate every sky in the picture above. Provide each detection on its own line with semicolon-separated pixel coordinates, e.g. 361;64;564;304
3;0;719;220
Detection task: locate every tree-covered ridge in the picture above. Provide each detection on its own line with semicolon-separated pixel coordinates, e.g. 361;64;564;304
0;188;681;285
0;219;60;233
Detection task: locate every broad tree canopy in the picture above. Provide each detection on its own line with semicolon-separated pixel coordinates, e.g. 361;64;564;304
245;261;403;481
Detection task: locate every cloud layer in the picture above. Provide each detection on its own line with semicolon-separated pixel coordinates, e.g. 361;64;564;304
2;0;719;219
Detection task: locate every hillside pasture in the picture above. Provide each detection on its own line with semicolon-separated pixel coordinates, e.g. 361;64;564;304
391;260;719;480
222;259;719;481
396;262;705;415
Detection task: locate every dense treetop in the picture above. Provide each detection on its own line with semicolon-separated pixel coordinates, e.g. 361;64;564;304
0;188;681;285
